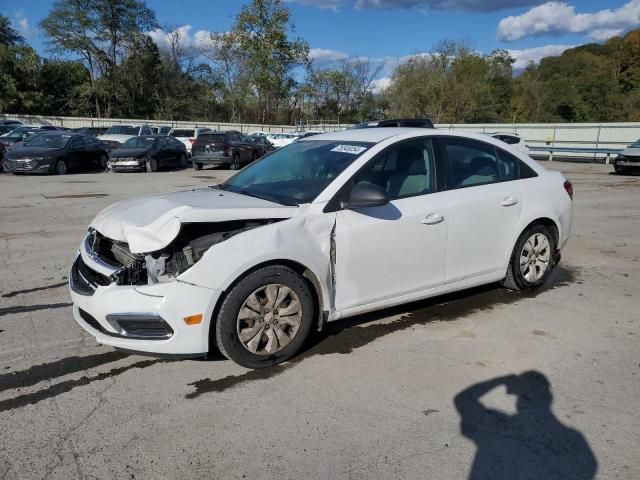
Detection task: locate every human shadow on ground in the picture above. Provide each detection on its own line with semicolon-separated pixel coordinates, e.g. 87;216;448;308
454;371;597;480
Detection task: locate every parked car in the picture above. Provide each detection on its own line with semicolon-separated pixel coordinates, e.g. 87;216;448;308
0;125;15;135
0;126;47;149
73;127;109;136
108;135;188;173
169;127;213;157
613;139;640;174
3;132;108;175
151;126;172;135
350;118;435;129
265;132;299;149
294;131;323;140
490;132;530;155
0;120;23;127
191;130;260;170
97;124;153;149
68;128;573;369
247;133;275;157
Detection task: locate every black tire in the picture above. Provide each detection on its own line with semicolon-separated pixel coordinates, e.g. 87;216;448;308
504;224;556;291
230;152;241;170
178;153;187;168
55;159;68;175
193;162;203;171
215;265;315;369
614;165;626;175
145;157;158;173
98;153;108;171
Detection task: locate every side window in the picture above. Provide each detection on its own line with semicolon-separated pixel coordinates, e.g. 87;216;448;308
69;137;82;149
353;139;436;200
496;148;519;181
442;137;499;189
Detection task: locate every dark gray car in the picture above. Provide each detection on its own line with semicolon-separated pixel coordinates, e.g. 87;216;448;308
3;132;108;175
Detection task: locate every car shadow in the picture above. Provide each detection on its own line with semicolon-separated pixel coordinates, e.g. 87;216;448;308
186;265;579;398
454;371;597;479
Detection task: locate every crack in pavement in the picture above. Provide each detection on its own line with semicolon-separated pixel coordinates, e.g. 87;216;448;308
0;303;72;317
2;281;68;298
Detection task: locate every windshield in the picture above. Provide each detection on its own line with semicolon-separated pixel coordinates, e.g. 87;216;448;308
24;133;71;149
220;140;373;206
106;125;139;135
123;137;155;148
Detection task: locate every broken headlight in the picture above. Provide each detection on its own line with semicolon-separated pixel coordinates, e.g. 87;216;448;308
144;220;278;284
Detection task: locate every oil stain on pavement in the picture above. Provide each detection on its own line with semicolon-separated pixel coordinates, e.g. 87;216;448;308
186;266;578;398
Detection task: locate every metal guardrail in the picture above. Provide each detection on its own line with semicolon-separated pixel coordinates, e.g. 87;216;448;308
528;146;623;164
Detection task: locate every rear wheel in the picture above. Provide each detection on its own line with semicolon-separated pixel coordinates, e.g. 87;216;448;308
215;265;315;369
504;224;556;291
178;153;187;168
145;157;158;173
230;152;241;170
55;159;68;175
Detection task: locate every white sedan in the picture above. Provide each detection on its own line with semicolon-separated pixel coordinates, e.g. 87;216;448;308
266;132;299;148
69;128;573;368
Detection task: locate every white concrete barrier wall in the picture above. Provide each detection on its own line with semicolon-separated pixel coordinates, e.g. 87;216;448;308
2;115;639;154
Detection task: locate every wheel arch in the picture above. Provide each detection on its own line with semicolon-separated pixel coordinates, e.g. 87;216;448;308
207;258;325;353
503;216;560;271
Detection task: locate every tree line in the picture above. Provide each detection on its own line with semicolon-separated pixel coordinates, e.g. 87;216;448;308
1;0;639;125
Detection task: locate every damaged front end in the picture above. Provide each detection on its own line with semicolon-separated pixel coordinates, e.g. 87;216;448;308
72;220;279;294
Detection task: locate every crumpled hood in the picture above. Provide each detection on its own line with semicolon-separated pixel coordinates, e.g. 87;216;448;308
91;188;297;253
621;147;640;157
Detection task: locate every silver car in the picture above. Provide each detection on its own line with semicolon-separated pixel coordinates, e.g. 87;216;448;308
613;140;640;174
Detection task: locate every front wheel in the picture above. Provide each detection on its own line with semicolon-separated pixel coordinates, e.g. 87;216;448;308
55;159;68;175
193;162;203;171
503;224;556;291
145;157;158;173
215;266;315;369
98;153;108;171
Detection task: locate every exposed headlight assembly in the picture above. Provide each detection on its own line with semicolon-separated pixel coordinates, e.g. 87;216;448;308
145;220;280;283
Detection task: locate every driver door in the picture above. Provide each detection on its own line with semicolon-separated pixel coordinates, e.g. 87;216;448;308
333;138;449;312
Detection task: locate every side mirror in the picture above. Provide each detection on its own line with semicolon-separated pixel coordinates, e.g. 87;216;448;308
346;182;389;209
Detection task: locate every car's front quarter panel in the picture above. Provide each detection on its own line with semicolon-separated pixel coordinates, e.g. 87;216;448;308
178;206;335;314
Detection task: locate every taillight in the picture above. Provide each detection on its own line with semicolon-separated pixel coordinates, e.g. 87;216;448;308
226;147;233;156
188;138;195;144
563;180;573;200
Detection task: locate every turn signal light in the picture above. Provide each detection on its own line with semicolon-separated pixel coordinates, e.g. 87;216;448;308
183;314;203;325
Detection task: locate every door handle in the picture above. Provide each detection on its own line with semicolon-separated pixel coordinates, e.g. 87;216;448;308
500;197;518;207
422;213;445;225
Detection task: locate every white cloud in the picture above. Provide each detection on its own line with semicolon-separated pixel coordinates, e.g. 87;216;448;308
13;11;32;38
309;48;350;65
371;77;392;93
148;25;216;52
355;0;543;13
498;1;640;42
507;44;575;70
286;0;341;10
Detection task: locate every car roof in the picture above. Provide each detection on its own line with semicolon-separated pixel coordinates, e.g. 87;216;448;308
300;127;428;143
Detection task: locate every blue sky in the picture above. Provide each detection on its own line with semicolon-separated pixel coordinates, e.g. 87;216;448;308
4;0;640;79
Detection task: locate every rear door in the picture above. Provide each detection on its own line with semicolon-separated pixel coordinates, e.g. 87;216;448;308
435;136;524;283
